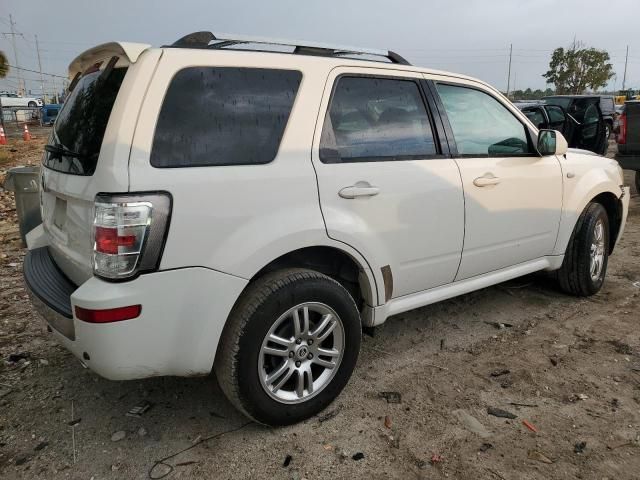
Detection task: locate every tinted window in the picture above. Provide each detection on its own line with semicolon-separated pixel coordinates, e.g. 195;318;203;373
44;64;127;175
151;68;301;168
437;84;532;156
523;108;546;129
320;77;437;163
546;106;566;124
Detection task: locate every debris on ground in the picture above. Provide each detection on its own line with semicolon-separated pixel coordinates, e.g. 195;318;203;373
111;430;126;442
484;321;513;329
568;393;589;402
378;391;401;404
7;352;30;363
126;400;153;417
384;415;392;429
522;420;538;433
574;441;587;454
454;409;492;438
282;455;292;467
490;369;510;377
487;407;517;419
479;443;494;452
528;450;553;464
430;453;444;464
67;418;81;427
352;452;365;461
137;427;148;437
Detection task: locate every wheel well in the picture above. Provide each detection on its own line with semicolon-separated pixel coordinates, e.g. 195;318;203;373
591;192;622;253
251;246;374;312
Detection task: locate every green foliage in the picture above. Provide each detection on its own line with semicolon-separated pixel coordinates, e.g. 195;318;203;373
509;87;555;100
543;43;614;94
0;51;8;78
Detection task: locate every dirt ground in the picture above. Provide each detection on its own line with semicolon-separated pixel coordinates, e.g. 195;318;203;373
1;138;639;480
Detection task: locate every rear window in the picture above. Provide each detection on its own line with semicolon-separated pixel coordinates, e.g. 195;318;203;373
44;62;127;176
150;67;302;168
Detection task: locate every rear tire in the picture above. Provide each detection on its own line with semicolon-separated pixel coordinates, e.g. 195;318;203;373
215;268;361;426
28;101;37;108
557;202;609;296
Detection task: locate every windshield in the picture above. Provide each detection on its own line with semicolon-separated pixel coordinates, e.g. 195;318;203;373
44;62;127;175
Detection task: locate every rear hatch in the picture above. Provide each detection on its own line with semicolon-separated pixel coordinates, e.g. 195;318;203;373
40;43;152;285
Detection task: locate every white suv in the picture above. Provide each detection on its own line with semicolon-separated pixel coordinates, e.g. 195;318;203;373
24;33;630;426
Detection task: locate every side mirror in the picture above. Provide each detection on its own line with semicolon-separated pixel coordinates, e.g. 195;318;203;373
537;129;568;156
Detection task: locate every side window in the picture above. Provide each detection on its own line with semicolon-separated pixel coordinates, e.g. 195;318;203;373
151;67;302;168
546;106;566;125
436;83;533;156
320;76;437;163
522;108;546;129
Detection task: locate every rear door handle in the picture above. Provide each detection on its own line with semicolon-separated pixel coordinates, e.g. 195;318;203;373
339;182;380;199
473;173;501;187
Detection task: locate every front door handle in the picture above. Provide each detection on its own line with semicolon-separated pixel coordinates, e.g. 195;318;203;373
473;173;501;187
339;182;380;199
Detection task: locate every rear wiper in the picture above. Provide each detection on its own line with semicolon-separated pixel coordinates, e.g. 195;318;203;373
45;144;88;160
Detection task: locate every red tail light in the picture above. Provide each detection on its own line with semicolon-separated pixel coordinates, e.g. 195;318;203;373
75;305;142;323
92;193;171;280
618;112;627;145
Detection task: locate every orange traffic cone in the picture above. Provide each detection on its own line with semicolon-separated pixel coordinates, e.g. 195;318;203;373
0;126;6;145
22;124;31;142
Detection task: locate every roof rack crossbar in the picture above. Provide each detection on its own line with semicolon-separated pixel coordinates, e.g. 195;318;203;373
168;31;411;65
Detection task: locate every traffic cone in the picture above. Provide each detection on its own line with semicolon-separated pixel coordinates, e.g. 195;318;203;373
22;124;31;142
0;126;6;145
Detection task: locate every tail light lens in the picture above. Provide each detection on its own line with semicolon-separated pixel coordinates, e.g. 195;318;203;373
618;113;627;145
92;192;171;280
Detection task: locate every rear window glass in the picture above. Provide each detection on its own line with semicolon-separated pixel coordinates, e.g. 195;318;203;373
44;64;127;175
150;67;302;168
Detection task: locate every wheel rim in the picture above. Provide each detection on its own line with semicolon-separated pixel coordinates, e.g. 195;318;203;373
590;219;606;282
258;302;345;404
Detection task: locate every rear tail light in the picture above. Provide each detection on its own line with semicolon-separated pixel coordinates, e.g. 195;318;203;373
618;112;627;145
92;192;171;280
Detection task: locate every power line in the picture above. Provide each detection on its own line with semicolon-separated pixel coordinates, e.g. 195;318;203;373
6;63;67;78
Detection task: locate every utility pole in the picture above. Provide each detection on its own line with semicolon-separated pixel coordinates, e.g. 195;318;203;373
2;14;25;95
506;43;513;98
35;35;46;103
622;45;629;92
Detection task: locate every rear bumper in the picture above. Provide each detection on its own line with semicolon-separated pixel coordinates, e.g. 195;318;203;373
24;248;248;380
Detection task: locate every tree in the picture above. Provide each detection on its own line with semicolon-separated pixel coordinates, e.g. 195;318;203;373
0;51;8;78
543;43;614;94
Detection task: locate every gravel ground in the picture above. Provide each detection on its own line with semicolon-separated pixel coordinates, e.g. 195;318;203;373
1;139;639;480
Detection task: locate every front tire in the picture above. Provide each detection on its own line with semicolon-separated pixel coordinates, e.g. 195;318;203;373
215;268;361;426
557;202;609;296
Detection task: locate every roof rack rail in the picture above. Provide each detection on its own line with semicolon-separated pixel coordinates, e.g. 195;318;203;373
168;31;411;66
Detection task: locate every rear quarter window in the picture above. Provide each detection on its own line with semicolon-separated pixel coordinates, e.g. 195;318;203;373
151;67;302;168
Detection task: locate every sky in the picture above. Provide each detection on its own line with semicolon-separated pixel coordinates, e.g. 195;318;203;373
1;0;638;97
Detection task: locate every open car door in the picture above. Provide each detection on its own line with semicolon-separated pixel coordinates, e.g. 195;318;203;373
557;98;607;154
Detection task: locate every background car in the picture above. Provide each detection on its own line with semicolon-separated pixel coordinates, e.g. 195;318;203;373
0;92;44;108
543;95;616;139
517;97;608;154
616;100;640;192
